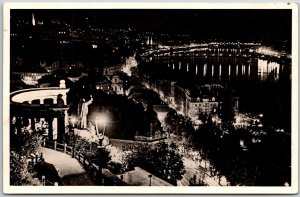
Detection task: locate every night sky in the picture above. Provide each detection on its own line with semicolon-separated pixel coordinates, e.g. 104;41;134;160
11;9;292;41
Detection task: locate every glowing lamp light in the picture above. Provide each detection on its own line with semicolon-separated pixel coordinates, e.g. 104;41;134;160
240;139;244;147
96;114;108;126
70;117;77;123
97;118;106;126
95;114;109;135
70;116;77;127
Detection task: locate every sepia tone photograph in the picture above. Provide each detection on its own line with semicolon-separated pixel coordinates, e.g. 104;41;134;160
3;2;298;194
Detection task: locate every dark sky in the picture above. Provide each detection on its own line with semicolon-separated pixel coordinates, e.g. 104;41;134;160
11;9;292;41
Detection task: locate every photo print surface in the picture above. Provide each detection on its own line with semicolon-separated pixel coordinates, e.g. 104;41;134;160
3;2;298;194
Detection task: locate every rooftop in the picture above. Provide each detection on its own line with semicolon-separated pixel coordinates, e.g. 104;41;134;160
188;84;224;99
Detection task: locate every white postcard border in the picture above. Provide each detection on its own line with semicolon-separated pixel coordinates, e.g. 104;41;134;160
3;2;298;194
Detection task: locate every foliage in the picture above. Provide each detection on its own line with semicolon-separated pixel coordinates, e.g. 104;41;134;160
164;109;195;138
191;121;291;186
33;161;62;185
73;134;111;168
11;120;43;154
219;88;235;124
127;141;185;185
10;130;43;186
106;145;126;164
189;173;208;186
107;161;123;174
91;147;111;169
10;151;41;186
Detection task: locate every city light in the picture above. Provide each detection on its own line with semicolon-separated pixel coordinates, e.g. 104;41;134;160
256;47;280;57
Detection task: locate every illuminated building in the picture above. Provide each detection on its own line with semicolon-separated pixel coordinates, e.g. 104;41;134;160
111;74;124;95
95;76;111;93
184;84;239;120
185;84;224;119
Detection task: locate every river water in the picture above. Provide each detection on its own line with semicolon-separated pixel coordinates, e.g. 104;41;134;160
139;49;291;130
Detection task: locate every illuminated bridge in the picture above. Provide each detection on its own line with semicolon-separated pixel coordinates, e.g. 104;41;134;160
141;42;290;63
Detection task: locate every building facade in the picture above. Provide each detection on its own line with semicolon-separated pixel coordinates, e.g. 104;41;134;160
111;74;124;95
185;85;222;120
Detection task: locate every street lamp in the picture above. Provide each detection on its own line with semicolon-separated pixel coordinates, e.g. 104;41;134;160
95;114;108;147
70;116;77;128
148;174;152;186
95;114;108;136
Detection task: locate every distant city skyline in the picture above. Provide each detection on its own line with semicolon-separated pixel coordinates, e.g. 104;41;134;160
11;9;292;42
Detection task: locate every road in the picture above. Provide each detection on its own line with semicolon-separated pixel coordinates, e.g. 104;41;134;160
177;156;228;186
120;167;173;186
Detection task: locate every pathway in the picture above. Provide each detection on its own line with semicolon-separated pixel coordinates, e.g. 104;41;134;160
120;167;173;186
177;156;228;186
38;147;95;186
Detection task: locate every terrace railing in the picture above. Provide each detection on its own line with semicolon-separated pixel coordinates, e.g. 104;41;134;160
41;139;123;185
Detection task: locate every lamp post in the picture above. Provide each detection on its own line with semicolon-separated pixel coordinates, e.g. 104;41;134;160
95;114;109;185
96;114;108;147
70;116;77;128
69;117;77;150
98;134;104;147
102;122;106;136
96;114;107;136
148;174;152;186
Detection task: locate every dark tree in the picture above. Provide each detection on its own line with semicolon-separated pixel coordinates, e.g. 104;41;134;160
92;147;111;169
127;141;185;185
219;88;235;124
10;130;42;185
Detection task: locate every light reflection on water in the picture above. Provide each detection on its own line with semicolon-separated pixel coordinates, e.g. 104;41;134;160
141;52;291;129
153;55;288;84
